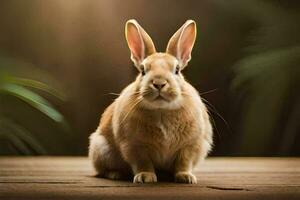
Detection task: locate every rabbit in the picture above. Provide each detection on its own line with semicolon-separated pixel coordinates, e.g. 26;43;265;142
89;19;213;184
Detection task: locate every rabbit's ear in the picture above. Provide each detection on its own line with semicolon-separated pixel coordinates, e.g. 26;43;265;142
166;20;197;68
125;19;156;67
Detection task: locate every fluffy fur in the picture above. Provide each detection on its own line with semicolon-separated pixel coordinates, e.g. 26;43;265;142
89;19;213;184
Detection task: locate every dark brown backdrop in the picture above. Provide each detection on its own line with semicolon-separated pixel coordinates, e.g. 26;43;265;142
0;0;299;156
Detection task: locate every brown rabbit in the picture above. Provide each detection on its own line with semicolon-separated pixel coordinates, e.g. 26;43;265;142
89;19;213;184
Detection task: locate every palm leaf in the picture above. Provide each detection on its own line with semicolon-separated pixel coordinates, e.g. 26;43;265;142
0;117;47;155
0;127;32;155
2;76;66;101
0;83;65;123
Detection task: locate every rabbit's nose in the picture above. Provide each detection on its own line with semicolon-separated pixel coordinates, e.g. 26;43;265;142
152;80;167;90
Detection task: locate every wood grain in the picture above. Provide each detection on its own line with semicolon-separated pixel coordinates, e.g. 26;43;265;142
0;157;299;200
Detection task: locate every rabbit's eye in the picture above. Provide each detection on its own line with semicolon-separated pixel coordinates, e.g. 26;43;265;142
141;66;146;76
175;65;180;75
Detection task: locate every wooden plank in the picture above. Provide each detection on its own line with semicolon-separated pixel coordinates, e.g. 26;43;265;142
0;157;299;200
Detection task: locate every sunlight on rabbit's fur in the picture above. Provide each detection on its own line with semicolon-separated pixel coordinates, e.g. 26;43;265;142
89;19;213;184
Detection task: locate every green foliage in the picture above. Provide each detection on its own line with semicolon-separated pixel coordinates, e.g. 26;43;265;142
230;0;300;155
0;66;68;155
232;47;300;155
0;117;47;155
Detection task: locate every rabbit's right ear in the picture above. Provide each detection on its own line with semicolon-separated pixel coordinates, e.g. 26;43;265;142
125;19;156;68
166;20;197;69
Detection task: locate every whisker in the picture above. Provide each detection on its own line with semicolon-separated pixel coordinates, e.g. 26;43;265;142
103;90;142;97
102;92;121;96
199;88;218;96
206;106;221;139
181;92;195;99
119;96;143;126
201;97;232;135
181;91;230;137
132;91;141;94
140;89;152;97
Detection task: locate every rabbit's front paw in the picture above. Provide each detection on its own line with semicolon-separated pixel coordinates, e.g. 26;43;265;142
133;172;157;183
175;172;197;184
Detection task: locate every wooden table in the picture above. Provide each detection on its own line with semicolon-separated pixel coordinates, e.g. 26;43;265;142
0;157;299;200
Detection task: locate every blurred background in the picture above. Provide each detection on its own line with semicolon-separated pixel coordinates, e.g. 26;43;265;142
0;0;299;156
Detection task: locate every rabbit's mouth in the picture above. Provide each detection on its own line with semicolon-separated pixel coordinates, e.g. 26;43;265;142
140;88;182;110
154;94;168;101
150;90;177;103
140;85;181;109
152;93;181;107
142;93;182;110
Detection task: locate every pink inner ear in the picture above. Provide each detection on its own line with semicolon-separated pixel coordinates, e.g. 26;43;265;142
127;25;144;61
179;25;195;62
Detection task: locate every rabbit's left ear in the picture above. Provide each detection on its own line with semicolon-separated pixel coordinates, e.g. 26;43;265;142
166;20;197;68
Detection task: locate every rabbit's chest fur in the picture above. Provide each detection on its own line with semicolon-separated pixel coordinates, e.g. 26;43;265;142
116;108;202;169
